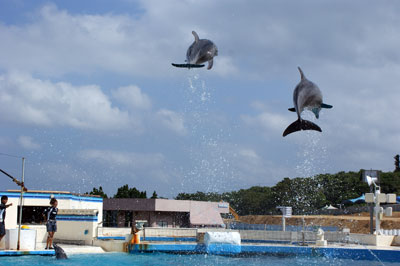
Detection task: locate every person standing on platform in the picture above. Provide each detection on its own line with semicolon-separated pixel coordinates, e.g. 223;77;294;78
0;196;12;247
43;198;58;250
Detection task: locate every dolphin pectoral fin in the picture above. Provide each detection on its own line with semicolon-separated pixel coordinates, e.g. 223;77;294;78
207;59;214;70
283;119;322;137
192;31;199;42
172;63;205;68
312;107;320;119
288;107;296;112
321;103;333;109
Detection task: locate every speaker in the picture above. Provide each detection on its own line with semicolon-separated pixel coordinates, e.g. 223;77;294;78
366;175;378;187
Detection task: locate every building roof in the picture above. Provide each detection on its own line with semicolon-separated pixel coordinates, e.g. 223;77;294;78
103;198;229;226
5;190;101;198
189;201;225;226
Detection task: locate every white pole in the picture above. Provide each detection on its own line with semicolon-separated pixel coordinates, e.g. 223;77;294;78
17;157;25;250
375;187;381;234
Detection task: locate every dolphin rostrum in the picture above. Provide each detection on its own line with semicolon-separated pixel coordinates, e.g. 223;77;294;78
283;67;333;137
53;243;68;259
172;31;218;70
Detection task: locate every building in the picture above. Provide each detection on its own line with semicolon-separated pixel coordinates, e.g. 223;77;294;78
0;190;230;248
0;190;103;245
103;198;229;228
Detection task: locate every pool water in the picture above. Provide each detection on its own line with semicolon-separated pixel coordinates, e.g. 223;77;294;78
0;253;396;266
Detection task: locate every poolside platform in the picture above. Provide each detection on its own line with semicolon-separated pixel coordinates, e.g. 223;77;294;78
129;241;400;263
0;243;105;256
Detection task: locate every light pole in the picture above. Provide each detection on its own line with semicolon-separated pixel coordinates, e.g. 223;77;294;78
17;157;25;250
0;153;27;250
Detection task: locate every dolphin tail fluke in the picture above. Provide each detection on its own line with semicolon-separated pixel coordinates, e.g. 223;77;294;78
172;63;205;68
282;119;322;137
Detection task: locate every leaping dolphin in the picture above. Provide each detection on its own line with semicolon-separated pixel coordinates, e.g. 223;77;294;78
172;31;218;70
53;244;68;259
283;67;333;137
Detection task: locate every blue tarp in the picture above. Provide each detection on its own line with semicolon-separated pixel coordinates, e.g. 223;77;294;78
343;194;400;204
342;194;365;204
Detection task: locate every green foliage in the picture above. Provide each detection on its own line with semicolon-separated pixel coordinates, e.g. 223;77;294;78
176;191;222;202
315;171;369;206
151;191;158;199
174;170;400;215
114;184;147;198
87;186;108;198
380;171;400;194
272;177;327;214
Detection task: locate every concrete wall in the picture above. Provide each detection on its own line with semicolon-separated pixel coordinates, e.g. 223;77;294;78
240;230;396;247
144;227;197;238
55;220;96;245
98;227;131;237
393;236;400;246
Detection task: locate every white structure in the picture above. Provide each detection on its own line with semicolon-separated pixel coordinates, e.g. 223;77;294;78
277;206;292;232
364;176;397;234
0;190;103;246
316;228;327;246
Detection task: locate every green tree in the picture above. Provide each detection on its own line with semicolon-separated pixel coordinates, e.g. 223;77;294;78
272;177;327;214
175;191;221;201
173;169;399;216
380;171;400;194
315;171;369;206
394;155;400;173
113;184;147;198
87;186;108;198
151;191;158;199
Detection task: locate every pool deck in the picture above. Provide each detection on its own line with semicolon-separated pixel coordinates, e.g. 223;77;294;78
1;241;400;263
0;243;105;256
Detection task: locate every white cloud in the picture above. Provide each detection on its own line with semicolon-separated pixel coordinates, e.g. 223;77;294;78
78;149;164;169
238;148;260;160
18;136;41;150
230;146;291;186
112;85;152;110
155;109;187;135
242;110;291;135
0;72;131;130
0;3;237;78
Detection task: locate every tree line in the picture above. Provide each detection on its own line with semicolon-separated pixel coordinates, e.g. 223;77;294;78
86;184;158;199
175;170;400;215
87;170;400;216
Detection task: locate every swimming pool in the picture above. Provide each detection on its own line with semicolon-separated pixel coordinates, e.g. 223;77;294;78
0;253;397;266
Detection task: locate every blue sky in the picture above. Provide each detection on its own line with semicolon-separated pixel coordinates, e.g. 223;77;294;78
0;0;399;198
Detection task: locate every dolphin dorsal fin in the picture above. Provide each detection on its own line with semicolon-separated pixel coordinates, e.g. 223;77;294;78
297;67;305;80
192;31;199;43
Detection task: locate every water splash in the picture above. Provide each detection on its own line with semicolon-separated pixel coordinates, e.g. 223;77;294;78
295;112;328;178
179;73;235;194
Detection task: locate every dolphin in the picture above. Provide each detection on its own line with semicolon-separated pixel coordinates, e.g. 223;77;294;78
283;67;333;137
53;243;68;259
172;31;218;70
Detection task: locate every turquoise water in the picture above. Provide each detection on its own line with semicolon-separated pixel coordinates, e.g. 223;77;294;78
0;253;396;266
